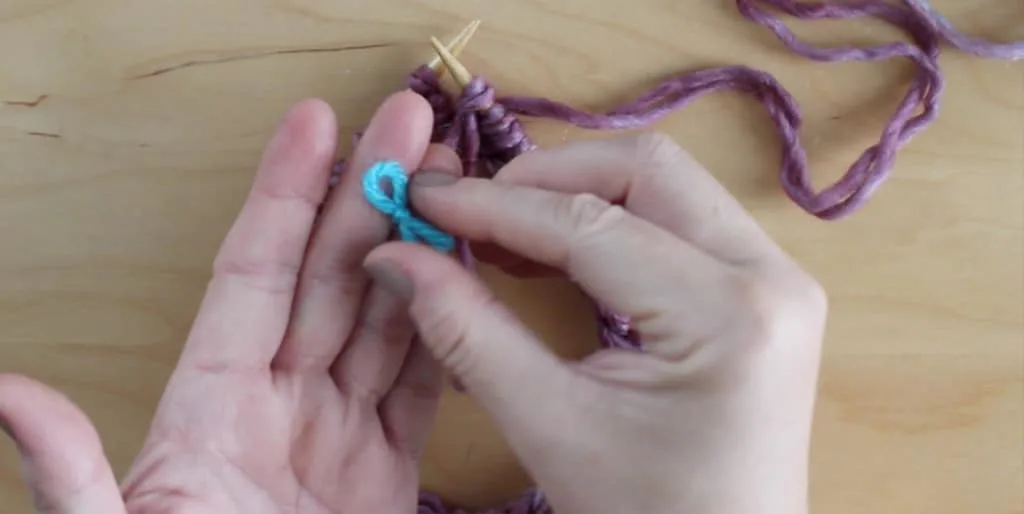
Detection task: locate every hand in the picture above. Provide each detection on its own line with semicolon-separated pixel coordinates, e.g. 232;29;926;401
0;92;461;513
365;133;827;514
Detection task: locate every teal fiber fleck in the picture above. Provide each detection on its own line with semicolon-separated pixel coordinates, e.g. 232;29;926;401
362;160;454;253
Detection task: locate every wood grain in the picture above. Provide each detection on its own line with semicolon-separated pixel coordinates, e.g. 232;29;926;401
1;0;1021;512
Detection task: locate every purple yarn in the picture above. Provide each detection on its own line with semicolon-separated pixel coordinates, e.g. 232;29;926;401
418;490;552;514
904;0;1023;60
495;9;947;219
323;2;1020;512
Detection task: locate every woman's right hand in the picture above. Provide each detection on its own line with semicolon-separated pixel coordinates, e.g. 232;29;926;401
365;133;827;514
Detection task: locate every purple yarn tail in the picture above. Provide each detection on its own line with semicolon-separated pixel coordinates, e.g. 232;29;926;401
500;0;948;220
419;489;553;514
903;0;1023;60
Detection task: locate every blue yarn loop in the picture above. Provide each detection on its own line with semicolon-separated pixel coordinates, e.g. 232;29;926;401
362;160;455;253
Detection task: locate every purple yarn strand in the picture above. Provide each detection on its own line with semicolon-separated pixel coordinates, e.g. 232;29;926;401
320;2;1020;512
500;0;948;219
904;0;1024;60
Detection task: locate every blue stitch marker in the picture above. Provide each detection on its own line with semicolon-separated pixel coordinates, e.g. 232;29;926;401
362;160;455;253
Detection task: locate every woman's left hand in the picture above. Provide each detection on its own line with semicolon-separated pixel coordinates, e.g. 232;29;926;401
0;91;457;514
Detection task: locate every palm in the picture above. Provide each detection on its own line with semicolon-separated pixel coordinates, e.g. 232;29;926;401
0;95;449;514
121;371;417;513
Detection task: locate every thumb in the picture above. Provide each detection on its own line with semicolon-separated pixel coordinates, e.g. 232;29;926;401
0;374;127;514
363;242;572;423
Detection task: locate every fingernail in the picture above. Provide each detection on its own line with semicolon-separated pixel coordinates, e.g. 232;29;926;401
411;171;458;187
366;261;414;301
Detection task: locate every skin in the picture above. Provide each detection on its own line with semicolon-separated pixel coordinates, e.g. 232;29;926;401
0;91;826;514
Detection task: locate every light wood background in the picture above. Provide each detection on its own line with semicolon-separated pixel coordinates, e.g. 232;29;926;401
1;1;1021;512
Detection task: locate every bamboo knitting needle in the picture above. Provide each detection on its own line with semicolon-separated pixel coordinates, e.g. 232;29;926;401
429;35;474;87
428;20;481;76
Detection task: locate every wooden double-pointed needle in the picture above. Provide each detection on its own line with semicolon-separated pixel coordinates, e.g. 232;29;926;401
429;35;474;88
428;20;481;77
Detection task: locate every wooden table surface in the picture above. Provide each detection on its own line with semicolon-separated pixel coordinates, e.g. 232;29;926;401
1;1;1021;512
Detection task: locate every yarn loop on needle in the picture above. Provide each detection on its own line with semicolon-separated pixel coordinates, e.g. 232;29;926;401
362;160;455;254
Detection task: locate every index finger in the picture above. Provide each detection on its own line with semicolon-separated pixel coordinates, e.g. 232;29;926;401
405;175;737;344
492;132;786;268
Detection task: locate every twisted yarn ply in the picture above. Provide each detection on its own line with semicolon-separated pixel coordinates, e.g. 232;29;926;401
903;0;1023;59
341;1;1020;513
362;160;455;253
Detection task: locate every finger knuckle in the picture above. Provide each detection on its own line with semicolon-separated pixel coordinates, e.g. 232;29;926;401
416;305;466;365
791;270;829;319
730;274;783;334
253;182;323;212
212;256;299;295
307;265;367;300
559;192;626;237
415;288;498;379
729;269;828;342
625;130;687;167
361;307;414;350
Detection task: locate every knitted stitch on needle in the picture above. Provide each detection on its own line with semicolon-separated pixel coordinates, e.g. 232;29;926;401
343;1;1021;513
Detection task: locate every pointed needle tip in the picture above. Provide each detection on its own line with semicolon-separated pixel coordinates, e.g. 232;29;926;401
427;19;481;75
430;36;473;87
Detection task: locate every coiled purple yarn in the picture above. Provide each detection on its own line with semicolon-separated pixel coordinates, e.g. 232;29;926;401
418;489;552;514
330;1;1020;512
